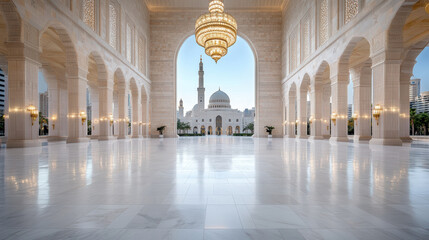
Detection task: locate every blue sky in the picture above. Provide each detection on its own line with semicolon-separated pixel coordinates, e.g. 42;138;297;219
177;35;255;112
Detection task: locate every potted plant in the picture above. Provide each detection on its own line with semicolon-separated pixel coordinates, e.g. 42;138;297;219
157;126;166;138
265;126;275;138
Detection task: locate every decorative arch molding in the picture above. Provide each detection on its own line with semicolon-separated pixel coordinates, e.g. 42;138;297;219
0;0;23;43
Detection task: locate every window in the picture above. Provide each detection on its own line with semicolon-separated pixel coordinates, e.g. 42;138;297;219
126;21;135;64
138;36;147;75
202;119;204;122
229;119;231;122
196;120;198;122
236;119;239;122
109;1;119;50
209;119;212;122
82;0;96;31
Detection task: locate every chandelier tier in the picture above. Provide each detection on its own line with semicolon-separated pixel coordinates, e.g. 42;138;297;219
195;0;237;63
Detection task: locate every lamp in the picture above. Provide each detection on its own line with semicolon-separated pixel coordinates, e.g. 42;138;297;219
372;104;382;125
195;0;237;63
352;113;358;126
51;116;57;130
331;112;337;126
27;105;38;126
80;111;87;125
309;116;314;125
109;114;114;126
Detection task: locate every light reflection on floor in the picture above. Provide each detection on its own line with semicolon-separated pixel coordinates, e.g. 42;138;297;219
0;137;429;239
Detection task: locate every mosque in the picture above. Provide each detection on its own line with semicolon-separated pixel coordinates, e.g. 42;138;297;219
177;58;254;135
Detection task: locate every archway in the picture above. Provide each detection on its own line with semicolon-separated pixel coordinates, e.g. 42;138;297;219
176;35;256;138
311;61;331;140
216;115;222;135
208;126;212;135
235;126;240;134
201;125;205;135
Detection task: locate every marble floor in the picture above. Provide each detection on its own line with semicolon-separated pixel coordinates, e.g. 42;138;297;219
0;137;429;240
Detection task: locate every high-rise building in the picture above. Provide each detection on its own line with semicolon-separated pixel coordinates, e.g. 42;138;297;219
411;91;429;114
348;104;353;119
409;77;421;102
0;68;7;115
39;91;49;118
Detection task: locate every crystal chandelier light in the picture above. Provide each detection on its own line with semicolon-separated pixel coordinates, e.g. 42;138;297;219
195;0;237;63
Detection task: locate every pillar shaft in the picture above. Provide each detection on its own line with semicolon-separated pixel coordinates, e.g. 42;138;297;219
286;92;296;138
310;82;323;139
6;43;41;148
399;60;415;142
351;64;372;142
321;83;331;137
330;69;349;142
67;69;89;143
98;81;114;140
132;91;142;138
117;88;129;139
296;89;308;138
369;52;402;146
89;87;100;137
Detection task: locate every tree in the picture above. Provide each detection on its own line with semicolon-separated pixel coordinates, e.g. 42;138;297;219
410;108;417;135
421;113;429;135
243;123;254;134
348;118;354;135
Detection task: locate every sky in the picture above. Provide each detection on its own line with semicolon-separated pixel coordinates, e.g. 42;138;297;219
177;35;255;113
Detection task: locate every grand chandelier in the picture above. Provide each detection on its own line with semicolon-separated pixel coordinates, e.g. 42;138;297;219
195;0;237;63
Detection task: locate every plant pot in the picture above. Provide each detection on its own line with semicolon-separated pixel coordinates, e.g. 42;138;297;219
268;134;272;138
159;135;164;138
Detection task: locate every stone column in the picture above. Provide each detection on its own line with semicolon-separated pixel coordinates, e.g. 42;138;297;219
286;92;296;138
399;59;414;143
132;90;142;138
309;81;323;140
369;51;402;146
321;83;331;138
89;87;100;138
296;88;308;139
6;43;41;148
351;64;372;142
117;87;129;139
330;62;349;142
67;67;90;143
98;79;114;141
43;66;68;142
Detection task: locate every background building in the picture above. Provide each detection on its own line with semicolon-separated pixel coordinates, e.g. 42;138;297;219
39;91;48;118
0;68;7;115
178;58;254;135
410;77;421;102
411;91;429;113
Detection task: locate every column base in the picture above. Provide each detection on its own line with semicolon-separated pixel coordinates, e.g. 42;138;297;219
369;138;402;146
308;136;324;141
353;135;372;142
132;135;142;139
287;135;296;139
66;137;90;144
117;135;130;140
98;136;117;141
323;135;330;139
400;136;413;143
7;139;41;148
47;136;68;142
89;135;99;140
296;135;308;139
329;136;350;143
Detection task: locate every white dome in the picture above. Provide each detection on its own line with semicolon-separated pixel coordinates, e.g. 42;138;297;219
208;89;231;109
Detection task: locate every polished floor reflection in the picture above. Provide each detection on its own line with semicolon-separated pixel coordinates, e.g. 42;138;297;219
1;137;429;239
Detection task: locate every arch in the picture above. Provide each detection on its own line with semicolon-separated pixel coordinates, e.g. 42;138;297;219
227;126;233;135
88;51;108;84
216;115;222;135
201;125;205;135
0;1;23;43
208;126;212;135
193;126;198;134
386;0;419;55
114;68;126;89
314;61;330;83
300;73;311;92
39;23;79;77
235;126;240;134
175;31;258;136
338;37;371;77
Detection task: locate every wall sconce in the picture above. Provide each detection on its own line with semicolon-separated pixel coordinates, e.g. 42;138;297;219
331;112;337;126
372;104;382;125
295;119;299;125
51;116;57;130
352;113;358;126
109;114;114;126
27;105;38;126
80;111;87;125
309;116;314;124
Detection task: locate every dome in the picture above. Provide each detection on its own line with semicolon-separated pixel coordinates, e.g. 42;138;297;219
208;89;231;109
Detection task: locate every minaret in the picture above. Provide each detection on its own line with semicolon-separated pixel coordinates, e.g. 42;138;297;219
197;56;205;110
178;98;184;118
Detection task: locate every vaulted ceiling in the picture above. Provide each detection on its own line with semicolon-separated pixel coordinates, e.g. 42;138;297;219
144;0;288;11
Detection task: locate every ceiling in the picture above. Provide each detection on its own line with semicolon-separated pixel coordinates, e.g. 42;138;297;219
144;0;288;11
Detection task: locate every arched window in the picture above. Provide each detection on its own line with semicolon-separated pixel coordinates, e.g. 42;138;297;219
82;0;97;31
109;1;120;50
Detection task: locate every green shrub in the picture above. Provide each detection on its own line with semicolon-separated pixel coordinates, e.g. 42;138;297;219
233;133;253;136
